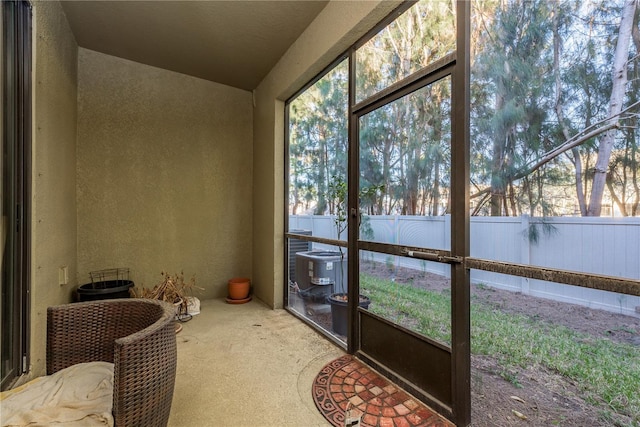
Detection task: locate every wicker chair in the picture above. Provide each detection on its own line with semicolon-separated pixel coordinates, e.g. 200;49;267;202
47;298;177;427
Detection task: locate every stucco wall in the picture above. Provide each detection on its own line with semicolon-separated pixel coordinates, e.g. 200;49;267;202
76;49;253;300
31;0;79;377
252;1;401;308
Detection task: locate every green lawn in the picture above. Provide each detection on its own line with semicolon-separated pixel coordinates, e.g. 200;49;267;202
360;273;640;425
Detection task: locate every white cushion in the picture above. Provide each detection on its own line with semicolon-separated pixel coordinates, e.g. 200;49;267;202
0;361;114;427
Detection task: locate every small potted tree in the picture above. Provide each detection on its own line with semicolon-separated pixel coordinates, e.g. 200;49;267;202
325;175;380;336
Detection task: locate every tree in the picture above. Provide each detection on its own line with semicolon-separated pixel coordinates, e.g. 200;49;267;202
587;0;638;216
290;0;640;219
471;0;640;217
356;1;455;216
472;0;555;216
288;61;348;215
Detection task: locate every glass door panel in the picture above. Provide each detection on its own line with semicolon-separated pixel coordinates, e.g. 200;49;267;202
286;59;348;342
358;76;453;341
359;76;452;250
360;251;451;346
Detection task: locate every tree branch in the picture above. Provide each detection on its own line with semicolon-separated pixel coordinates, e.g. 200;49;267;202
469;97;640;201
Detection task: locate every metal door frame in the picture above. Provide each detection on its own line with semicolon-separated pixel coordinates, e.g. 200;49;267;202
346;4;470;422
284;2;471;424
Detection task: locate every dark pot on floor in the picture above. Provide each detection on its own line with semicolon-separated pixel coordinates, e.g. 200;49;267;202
327;293;371;336
76;280;134;302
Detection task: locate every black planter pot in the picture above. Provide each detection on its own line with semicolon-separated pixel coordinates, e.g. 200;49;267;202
76;280;134;302
327;293;371;336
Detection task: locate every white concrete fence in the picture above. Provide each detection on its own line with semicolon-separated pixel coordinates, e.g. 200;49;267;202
289;215;640;317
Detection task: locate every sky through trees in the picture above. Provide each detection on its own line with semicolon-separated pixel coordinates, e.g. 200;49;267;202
289;0;640;218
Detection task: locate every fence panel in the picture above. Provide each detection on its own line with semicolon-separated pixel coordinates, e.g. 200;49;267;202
289;215;640;316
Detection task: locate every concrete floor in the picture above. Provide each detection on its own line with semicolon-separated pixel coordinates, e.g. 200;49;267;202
168;298;344;427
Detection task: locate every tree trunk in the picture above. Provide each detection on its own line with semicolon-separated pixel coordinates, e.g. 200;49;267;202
586;0;637;216
490;90;507;216
570;148;587;216
606;172;628;216
630;6;640;216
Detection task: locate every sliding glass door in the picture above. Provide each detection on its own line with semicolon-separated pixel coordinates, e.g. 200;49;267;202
1;0;31;391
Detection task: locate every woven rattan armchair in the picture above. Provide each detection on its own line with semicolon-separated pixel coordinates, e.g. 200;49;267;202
47;298;177;427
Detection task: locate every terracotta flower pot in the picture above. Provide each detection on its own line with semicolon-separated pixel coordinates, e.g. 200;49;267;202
228;277;251;300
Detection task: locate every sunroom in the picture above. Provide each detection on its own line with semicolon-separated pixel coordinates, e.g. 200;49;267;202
2;1;640;426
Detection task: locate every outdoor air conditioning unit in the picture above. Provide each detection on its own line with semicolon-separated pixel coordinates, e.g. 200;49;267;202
288;229;312;284
294;250;347;302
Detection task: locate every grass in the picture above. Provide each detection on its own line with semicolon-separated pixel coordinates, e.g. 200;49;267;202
360;273;640;425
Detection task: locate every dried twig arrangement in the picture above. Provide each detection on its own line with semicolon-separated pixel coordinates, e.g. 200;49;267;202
132;271;201;313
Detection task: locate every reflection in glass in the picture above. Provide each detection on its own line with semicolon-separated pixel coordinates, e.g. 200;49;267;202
356;0;455;102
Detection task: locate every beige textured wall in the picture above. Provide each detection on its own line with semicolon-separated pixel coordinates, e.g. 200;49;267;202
252;1;401;307
77;49;253;300
30;0;79;377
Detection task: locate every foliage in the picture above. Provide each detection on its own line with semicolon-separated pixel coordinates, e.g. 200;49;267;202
361;272;640;424
289;61;348;216
326;175;348;239
325;174;384;240
522;217;560;245
288;0;640;218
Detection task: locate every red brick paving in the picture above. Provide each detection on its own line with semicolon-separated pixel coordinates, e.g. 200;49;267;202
312;355;454;427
